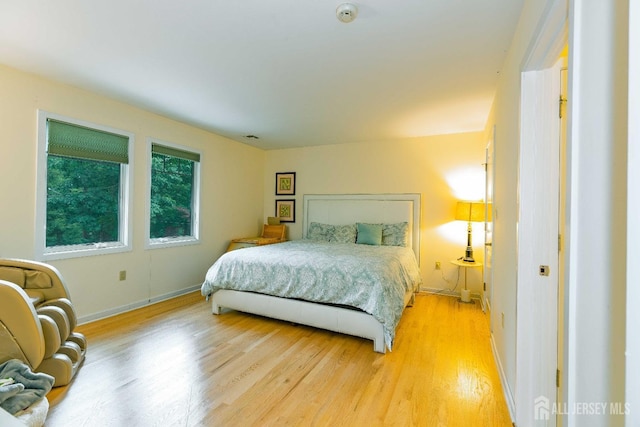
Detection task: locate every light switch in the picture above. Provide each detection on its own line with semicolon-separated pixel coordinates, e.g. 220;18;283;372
539;265;550;276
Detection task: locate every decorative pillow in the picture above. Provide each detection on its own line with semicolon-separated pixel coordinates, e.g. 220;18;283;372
382;222;409;247
307;222;332;241
329;224;357;243
356;223;383;245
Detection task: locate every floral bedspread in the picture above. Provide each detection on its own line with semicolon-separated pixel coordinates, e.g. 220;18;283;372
201;240;422;349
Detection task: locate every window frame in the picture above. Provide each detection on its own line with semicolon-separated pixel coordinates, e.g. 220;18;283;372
35;110;134;261
145;138;201;249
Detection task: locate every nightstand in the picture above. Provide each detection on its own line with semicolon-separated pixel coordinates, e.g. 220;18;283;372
226;224;286;252
450;259;483;303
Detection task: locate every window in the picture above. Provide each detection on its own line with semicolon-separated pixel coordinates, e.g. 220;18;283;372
36;111;133;260
147;140;200;248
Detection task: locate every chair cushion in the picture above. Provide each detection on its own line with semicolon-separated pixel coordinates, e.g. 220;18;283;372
0;268;53;290
38;299;77;331
24;271;52;289
36;307;69;342
37;316;61;359
0;267;25;287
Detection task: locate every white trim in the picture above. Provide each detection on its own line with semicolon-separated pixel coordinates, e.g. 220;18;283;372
420;287;460;298
565;1;583;422
77;284;201;325
420;287;482;302
35;110;134;261
521;0;568;71
484;127;495;314
627;1;640;425
491;333;516;422
145;137;202;250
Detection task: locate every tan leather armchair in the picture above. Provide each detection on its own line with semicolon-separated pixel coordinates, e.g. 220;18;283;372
0;259;86;387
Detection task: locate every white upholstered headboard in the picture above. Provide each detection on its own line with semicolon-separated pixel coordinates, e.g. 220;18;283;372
302;194;421;264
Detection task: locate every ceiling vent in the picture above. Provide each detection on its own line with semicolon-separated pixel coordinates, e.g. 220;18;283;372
336;3;358;23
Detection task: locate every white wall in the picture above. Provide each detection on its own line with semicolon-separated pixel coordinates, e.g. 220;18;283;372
564;1;629;425
484;0;556;411
488;0;632;424
0;61;490;317
264;133;488;295
0;64;265;322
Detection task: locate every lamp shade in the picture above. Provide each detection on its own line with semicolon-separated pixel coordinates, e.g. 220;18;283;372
455;201;491;222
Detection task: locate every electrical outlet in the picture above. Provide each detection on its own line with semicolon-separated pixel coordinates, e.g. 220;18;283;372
435;261;441;270
119;270;126;281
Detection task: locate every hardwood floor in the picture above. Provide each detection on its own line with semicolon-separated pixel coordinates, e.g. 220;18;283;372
45;292;512;426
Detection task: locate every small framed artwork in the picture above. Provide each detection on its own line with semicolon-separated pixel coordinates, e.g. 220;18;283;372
275;199;296;223
275;172;296;196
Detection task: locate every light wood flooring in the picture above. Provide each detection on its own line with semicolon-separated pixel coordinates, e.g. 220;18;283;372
45;292;512;426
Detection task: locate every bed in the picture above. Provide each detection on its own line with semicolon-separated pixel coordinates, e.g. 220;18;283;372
201;194;422;353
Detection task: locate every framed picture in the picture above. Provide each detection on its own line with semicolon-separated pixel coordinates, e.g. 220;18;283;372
275;172;296;195
275;199;296;223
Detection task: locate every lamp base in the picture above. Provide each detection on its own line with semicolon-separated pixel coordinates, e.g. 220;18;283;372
463;245;474;263
460;289;472;303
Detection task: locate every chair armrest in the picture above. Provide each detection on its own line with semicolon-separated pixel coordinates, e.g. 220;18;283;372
0;280;45;368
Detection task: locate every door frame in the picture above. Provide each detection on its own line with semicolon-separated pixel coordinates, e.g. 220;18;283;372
626;1;640;424
484;129;495;313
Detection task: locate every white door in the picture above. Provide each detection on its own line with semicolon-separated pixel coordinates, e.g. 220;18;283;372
515;59;562;426
556;64;568;426
484;129;495;313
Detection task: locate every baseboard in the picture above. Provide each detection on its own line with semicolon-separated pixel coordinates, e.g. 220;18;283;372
420;287;482;302
490;333;516;422
77;284;201;325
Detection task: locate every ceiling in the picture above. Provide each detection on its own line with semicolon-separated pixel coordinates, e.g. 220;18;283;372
0;1;524;150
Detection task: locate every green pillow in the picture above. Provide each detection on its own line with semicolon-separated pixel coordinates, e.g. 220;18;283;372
356;223;383;245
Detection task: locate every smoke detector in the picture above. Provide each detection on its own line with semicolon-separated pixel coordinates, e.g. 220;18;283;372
336;3;358;23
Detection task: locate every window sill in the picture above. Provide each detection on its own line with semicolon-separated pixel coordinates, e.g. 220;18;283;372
41;243;132;261
146;237;200;250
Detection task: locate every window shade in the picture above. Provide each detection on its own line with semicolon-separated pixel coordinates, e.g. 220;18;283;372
47;119;129;164
152;144;200;162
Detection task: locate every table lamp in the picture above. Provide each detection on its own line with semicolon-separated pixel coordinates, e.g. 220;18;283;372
455;201;489;263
